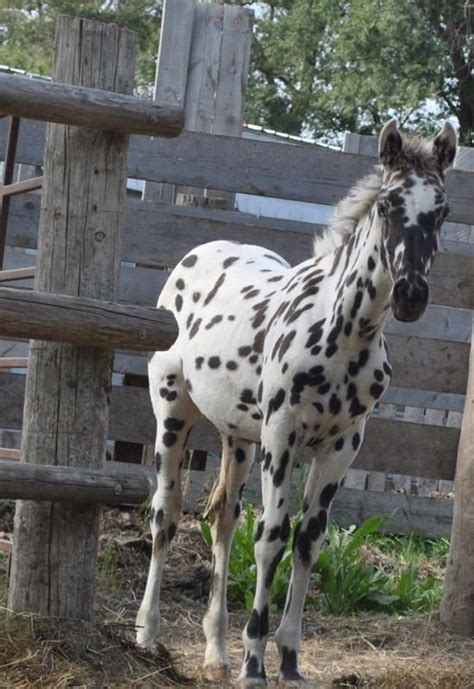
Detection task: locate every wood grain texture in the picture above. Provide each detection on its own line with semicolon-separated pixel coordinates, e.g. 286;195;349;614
441;318;474;634
0;73;184;137
0;372;459;480
4;119;473;225
0;340;465;412
143;0;195;203
0;287;177;351
8;16;136;620
183;458;454;537
0;459;152;504
7;193;473;308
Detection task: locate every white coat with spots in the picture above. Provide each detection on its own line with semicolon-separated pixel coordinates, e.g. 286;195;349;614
136;120;456;686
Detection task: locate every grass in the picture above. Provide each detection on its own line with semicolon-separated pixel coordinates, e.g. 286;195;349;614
201;505;449;616
96;541;122;595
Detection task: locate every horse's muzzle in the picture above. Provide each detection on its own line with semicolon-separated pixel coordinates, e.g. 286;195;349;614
391;274;429;322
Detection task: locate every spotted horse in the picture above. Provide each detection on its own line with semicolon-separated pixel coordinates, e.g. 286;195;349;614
135;120;457;685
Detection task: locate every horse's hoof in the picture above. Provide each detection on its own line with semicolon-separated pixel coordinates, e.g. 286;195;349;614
135;634;156;650
203;663;231;683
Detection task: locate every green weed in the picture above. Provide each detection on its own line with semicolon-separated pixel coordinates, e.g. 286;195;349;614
201;505;448;617
97;542;122;595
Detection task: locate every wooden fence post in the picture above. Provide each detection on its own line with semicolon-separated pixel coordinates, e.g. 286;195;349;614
8;16;136;619
440;322;474;635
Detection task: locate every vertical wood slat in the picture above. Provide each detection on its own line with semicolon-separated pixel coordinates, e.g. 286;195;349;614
176;3;225;199
441;317;474;635
8;16;136;620
210;4;253;208
142;0;195;204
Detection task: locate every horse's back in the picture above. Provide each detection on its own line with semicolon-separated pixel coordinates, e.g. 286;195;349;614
158;240;290;319
155;241;290;438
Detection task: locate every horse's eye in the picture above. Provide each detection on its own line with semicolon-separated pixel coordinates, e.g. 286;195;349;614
377;202;388;217
442;203;450;219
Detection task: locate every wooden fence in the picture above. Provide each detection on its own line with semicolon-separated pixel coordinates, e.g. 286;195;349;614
1;114;472;535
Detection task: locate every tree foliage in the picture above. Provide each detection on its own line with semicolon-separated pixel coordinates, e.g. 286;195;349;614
0;1;161;89
0;0;471;144
245;0;472;145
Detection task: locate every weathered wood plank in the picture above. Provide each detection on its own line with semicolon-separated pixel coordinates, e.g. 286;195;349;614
0;176;42;197
143;0;195;203
109;342;468;396
441;317;474;634
0;287;177;351
388;335;468;394
0;74;184;138
5;245;469;343
7;195;474;308
11;192;471;254
0;372;460;480
4;119;473;224
7;17;136;621
7;195;473;308
183;458;454;537
0;338;465;411
0;459;152;504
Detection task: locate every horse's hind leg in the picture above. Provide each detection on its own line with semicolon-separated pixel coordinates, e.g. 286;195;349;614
202;436;255;681
136;349;199;648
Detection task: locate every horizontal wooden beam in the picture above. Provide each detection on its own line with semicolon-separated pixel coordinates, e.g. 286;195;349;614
3;119;473;224
0;287;177;351
0;371;460;480
0;539;12;553
0;459;154;504
0;176;42;198
185;457;454;537
0;267;36;282
7;194;473;309
0;74;184;138
0;448;20;460
0;358;28;369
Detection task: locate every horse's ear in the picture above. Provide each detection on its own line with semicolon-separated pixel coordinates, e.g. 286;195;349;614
379;119;403;168
433;122;457;171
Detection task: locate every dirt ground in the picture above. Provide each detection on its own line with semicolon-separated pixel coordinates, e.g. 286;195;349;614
1;506;473;688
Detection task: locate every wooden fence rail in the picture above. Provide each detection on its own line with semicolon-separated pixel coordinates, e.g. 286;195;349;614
2;119;473;225
0;459;153;504
0;371;460;482
0;455;454;538
6;194;474;310
0;74;184;138
0;287;177;351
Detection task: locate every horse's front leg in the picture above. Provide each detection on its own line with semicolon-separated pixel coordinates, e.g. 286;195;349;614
274;421;366;683
239;421;296;686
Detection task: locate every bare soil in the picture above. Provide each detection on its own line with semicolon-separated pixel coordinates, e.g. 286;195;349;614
0;505;473;688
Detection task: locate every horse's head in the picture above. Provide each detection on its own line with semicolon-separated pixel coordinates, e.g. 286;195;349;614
377;119;457;322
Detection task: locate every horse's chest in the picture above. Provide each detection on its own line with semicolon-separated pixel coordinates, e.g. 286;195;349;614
285;345;391;443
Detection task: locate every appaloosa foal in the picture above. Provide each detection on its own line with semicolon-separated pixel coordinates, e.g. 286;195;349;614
136;120;456;685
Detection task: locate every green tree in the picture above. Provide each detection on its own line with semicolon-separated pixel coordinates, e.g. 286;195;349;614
245;0;473;145
1;1;471;145
0;1;161;90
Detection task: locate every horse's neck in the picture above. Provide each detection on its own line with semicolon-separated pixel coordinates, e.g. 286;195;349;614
333;210;392;341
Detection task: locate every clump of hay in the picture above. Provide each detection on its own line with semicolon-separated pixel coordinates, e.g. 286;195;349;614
0;608;188;688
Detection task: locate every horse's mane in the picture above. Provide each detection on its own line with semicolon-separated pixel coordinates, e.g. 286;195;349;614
313;136;436;257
